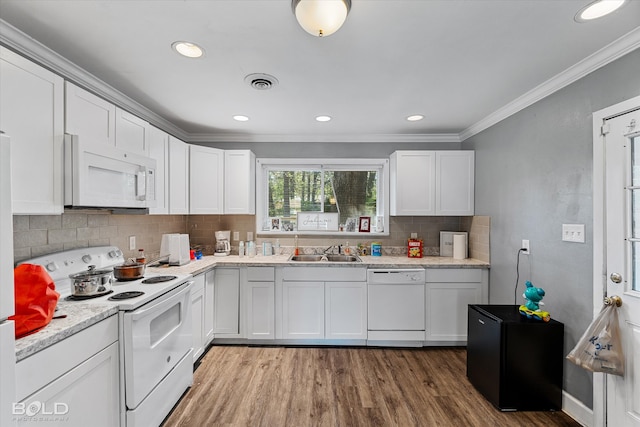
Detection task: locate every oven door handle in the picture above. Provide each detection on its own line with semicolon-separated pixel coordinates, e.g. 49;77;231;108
129;281;193;321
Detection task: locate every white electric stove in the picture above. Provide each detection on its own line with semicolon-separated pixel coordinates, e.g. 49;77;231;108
20;246;194;427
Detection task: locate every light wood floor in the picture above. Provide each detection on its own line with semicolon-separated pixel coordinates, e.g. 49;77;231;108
163;345;581;427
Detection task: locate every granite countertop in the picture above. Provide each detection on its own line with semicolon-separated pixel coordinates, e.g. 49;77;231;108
14;300;118;362
17;254;488;361
147;254;489;276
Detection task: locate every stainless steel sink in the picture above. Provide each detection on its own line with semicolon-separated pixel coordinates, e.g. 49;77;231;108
289;254;361;262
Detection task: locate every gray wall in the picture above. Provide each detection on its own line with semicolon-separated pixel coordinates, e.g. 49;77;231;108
464;49;640;408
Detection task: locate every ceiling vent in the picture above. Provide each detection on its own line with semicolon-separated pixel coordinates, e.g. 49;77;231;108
245;73;279;90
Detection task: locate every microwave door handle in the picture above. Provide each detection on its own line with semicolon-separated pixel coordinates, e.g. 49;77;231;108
137;167;147;200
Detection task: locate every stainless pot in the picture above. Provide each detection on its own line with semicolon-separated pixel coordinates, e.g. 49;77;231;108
69;265;113;296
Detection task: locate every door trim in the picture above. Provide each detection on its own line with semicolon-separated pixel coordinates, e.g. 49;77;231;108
593;95;640;427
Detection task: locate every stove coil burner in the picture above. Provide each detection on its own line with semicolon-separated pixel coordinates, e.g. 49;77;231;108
141;275;177;284
109;291;145;301
66;290;114;301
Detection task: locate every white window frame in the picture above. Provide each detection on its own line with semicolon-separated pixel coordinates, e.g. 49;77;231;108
256;158;390;236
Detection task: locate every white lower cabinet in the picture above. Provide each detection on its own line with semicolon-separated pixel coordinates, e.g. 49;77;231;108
213;268;241;337
425;268;489;343
278;267;367;341
282;281;325;339
244;267;275;340
204;269;215;344
15;316;119;426
191;273;206;362
325;281;367;340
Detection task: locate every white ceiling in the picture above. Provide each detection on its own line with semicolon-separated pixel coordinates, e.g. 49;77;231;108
1;0;639;143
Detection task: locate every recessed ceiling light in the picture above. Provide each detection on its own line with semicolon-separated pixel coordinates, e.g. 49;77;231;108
315;115;332;122
574;0;626;22
233;115;249;122
406;115;424;121
171;41;204;58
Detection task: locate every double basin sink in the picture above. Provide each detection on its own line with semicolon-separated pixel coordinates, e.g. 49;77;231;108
289;254;362;263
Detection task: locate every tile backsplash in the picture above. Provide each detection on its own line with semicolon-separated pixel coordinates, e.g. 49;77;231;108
13;212;490;264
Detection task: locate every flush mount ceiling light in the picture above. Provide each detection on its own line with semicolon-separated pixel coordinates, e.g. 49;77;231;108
574;0;626;22
406;115;424;122
171;41;204;58
292;0;351;37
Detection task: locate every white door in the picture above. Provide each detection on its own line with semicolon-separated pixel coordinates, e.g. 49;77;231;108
602;103;640;427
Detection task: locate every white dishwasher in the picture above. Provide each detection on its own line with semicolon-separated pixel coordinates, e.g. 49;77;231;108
367;269;426;346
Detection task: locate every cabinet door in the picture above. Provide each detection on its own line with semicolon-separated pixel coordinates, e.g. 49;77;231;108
204;269;215;344
390;151;436;216
189;145;224;214
1;47;64;214
436;151;474;215
425;268;486;343
148;126;168;214
282;281;324;339
246;281;275;340
64;81;116;147
17;343;119;427
168;136;189;214
325;281;367;340
115;107;150;155
224;150;255;214
214;269;240;336
191;274;206;362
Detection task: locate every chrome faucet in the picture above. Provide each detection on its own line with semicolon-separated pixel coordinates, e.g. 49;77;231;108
323;244;342;255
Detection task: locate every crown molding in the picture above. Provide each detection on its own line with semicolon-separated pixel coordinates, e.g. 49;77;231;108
186;132;461;144
459;26;640;142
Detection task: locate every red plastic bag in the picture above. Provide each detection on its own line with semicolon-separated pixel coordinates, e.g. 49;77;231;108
8;264;60;338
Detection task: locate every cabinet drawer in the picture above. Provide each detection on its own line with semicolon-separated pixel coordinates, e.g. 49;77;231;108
426;268;482;283
283;267;366;282
16;315;118;401
247;267;275;281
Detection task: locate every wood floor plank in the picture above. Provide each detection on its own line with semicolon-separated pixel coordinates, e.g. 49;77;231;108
162;345;582;427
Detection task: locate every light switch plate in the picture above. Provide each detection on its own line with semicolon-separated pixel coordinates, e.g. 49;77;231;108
562;224;585;243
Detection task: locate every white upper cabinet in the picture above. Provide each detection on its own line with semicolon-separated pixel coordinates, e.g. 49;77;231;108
390;151;436;216
148;126;169;214
65;81;116;146
435;151;475;215
224;150;255;214
168;136;189;214
189;145;224;214
115;108;150;156
1;47;64;214
390;150;474;216
66;82;150;156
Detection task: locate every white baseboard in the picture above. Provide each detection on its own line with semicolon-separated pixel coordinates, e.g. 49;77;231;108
563;391;593;427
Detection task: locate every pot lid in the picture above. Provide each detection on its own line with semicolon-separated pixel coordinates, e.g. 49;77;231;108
69;265;113;279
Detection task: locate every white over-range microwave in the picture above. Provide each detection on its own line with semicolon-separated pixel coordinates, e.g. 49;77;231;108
64;134;156;211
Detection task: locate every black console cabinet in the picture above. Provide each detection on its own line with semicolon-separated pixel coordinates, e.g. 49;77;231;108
467;305;564;411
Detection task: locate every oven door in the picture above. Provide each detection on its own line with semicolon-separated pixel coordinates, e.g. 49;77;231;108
64;133;156;209
122;281;192;409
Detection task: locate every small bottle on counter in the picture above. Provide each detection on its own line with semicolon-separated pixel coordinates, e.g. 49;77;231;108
274;239;280;255
294;235;299;256
136;249;145;264
344;241;351;255
248;241;256;258
239;241;245;258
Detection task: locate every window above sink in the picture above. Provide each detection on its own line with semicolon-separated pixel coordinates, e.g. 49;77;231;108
256;158;389;236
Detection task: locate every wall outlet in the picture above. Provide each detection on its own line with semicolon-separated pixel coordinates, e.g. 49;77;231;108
129;235;136;250
233;231;240;241
521;239;530;255
562;224;585;243
247;231;254;242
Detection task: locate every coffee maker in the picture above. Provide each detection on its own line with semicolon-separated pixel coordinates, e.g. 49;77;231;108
214;230;231;256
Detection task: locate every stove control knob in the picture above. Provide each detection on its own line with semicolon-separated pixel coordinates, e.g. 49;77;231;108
108;250;120;258
46;262;58;272
82;254;92;263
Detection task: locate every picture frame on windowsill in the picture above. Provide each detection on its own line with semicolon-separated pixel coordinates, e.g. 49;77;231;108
359;216;371;233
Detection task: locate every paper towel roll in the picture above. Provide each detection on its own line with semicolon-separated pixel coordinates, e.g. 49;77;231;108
453;234;467;259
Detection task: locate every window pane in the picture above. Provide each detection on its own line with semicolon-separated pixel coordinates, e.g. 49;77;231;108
633;135;640;186
268;170;322;220
325;170;378;224
633;241;640;291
